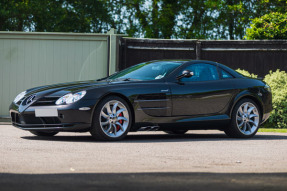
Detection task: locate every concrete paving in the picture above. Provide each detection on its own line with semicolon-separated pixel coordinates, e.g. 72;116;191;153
1;124;287;190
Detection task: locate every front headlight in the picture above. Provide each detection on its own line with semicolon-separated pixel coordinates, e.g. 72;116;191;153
55;91;86;105
14;91;26;103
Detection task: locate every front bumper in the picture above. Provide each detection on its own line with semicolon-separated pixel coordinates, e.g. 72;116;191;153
9;100;96;132
11;122;90;131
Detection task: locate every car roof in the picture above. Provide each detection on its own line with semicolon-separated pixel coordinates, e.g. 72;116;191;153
146;59;191;64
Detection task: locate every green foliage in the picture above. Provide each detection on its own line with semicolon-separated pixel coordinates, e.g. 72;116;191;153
245;12;287;39
1;0;287;39
235;68;258;78
0;0;111;32
263;70;287;128
258;128;287;133
0;0;30;31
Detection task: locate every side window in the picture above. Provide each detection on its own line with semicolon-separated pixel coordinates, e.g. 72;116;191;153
180;63;219;82
220;69;234;79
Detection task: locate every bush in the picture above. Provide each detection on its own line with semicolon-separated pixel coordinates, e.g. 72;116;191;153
235;68;258;78
245;12;287;39
263;70;287;128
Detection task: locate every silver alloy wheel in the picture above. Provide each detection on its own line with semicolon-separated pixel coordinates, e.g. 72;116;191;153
99;100;129;138
236;102;260;135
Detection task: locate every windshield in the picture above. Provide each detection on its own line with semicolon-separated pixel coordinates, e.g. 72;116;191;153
107;61;182;81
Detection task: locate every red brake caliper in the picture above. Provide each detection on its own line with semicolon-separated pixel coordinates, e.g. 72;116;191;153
116;107;123;131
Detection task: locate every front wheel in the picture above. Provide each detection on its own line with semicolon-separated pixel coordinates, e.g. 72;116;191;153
90;96;132;141
225;99;261;138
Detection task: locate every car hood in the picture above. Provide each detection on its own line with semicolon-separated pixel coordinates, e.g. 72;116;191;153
25;80;111;97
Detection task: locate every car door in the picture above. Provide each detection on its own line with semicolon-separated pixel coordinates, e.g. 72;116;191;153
133;81;172;117
169;63;235;116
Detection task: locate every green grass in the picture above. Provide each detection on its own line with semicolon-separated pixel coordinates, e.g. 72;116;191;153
258;128;287;133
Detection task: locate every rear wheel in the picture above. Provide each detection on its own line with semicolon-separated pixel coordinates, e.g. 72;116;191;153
29;131;58;136
90;96;132;141
225;98;261;138
164;130;188;135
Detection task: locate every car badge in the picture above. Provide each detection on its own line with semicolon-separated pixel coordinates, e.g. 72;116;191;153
25;94;36;105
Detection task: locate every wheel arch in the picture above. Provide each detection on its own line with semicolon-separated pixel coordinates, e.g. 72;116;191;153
229;93;263;120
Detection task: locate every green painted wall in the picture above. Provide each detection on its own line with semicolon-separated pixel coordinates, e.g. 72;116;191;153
0;31;121;117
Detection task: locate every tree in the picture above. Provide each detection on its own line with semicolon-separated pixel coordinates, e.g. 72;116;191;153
0;0;30;31
114;0;183;38
110;0;218;39
245;12;287;39
1;0;287;39
175;0;217;39
66;0;111;33
216;0;252;39
0;0;111;33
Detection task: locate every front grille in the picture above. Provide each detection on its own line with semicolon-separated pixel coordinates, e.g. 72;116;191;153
40;117;61;124
31;96;59;106
11;112;20;123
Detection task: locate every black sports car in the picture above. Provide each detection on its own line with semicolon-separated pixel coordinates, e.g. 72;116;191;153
10;60;272;141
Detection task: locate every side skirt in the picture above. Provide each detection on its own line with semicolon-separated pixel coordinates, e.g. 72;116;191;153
132;114;231;132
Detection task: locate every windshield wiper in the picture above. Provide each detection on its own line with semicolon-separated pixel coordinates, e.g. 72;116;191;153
108;78;141;82
118;78;141;81
96;77;108;81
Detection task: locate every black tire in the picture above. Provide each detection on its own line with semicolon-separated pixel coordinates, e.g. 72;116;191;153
90;96;132;141
225;98;261;138
29;131;58;136
164;130;188;135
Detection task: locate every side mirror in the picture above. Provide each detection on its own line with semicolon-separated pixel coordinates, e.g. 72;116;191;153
176;70;194;80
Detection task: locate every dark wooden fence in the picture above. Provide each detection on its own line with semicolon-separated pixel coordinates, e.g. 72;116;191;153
119;38;287;77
